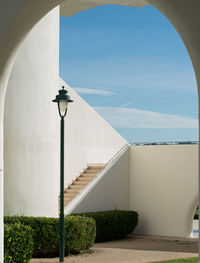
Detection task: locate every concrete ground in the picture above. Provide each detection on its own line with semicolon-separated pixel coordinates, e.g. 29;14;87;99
31;235;198;263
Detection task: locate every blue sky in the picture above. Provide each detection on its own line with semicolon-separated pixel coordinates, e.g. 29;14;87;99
60;4;198;143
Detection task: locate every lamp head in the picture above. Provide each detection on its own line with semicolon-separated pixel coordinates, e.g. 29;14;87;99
52;86;73;117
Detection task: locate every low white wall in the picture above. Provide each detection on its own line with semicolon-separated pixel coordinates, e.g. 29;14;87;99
72;147;130;214
60;78;127;187
129;145;198;237
4;7;60;217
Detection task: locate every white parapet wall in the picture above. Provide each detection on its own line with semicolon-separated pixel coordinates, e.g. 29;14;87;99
129;144;198;237
71;146;130;214
4;7;60;217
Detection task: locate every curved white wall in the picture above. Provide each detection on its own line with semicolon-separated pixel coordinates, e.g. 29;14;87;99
4;7;60;217
129;145;198;237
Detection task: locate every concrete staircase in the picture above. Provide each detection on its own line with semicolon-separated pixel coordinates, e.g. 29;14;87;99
59;163;105;209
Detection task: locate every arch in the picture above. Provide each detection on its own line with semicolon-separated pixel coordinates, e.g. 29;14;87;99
0;0;200;261
146;0;200;252
0;1;66;259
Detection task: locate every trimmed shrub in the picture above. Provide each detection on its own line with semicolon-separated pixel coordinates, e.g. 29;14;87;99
194;208;198;220
4;222;34;263
4;215;96;258
77;210;138;242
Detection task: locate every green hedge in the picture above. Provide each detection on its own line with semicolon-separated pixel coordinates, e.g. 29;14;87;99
194;208;198;220
4;222;34;263
4;215;96;258
4;210;138;260
76;210;138;242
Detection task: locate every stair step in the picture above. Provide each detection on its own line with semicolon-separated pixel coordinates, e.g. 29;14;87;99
65;193;74;197
69;184;83;189
63;198;75;203
63;197;75;203
64;197;76;202
84;169;100;174
81;173;96;177
58;197;75;206
87;167;103;171
65;194;76;199
59;198;73;207
76;177;93;181
72;181;86;186
88;164;105;169
65;191;78;195
64;188;80;194
88;163;105;166
59;195;77;201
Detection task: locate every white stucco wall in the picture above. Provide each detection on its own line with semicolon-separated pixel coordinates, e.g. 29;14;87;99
71;147;130;214
129;145;198;237
4;7;60;217
60;78;127;187
3;8;127;217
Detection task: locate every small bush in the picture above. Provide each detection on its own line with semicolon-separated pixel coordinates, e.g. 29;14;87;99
76;210;138;242
4;215;96;258
194;208;198;220
4;222;34;263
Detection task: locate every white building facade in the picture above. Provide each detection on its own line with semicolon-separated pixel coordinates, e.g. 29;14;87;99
0;1;200;262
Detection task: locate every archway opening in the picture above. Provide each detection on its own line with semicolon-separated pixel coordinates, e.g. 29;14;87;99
60;4;198;144
59;3;198;237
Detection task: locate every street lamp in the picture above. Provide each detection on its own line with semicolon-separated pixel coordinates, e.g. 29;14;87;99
53;86;73;262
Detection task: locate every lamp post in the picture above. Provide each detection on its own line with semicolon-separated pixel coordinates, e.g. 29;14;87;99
53;86;73;262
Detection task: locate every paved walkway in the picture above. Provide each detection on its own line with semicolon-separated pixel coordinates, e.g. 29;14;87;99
31;235;198;263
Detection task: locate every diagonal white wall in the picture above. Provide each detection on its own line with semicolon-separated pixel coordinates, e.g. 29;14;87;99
60;78;127;187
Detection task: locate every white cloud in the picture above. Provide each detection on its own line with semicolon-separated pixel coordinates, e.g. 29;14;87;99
120;101;132;107
94;106;198;129
72;87;114;96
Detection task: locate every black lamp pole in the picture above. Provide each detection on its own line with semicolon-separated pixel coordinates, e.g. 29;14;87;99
60;114;65;262
53;86;73;262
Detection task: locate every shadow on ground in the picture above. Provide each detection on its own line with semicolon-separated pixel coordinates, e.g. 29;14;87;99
94;235;198;253
31;236;198;263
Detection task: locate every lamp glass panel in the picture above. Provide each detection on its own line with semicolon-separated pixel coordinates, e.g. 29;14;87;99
59;100;68;116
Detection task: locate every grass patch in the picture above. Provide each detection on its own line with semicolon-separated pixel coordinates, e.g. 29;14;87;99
150;257;198;263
